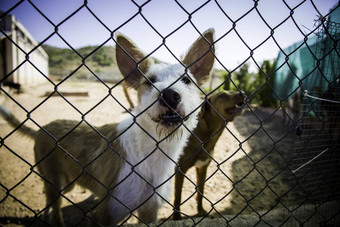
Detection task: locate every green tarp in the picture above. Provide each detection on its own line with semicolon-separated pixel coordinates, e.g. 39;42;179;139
274;6;339;100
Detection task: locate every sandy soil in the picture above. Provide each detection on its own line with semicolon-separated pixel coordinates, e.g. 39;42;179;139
0;81;298;226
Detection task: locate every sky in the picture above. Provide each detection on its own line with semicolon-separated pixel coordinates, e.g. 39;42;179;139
0;0;338;72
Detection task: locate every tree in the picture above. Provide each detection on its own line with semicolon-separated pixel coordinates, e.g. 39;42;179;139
221;61;277;106
252;60;277;107
221;63;253;94
234;63;252;92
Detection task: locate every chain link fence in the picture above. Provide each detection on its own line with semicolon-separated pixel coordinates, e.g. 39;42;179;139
0;0;339;226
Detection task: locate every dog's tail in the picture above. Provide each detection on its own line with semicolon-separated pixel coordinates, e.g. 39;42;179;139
0;105;35;138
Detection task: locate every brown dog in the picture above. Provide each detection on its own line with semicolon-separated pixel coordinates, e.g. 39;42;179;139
0;30;215;226
173;90;245;220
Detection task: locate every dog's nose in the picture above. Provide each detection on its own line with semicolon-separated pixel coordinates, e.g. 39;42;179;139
160;88;181;109
239;91;246;98
237;91;246;106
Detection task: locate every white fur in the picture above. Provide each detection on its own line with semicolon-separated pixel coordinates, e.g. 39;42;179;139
0;30;214;226
107;63;202;223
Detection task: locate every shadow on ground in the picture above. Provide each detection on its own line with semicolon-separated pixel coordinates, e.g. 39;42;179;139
208;106;300;223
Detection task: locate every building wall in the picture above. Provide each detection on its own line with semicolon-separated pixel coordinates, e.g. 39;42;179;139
0;14;48;85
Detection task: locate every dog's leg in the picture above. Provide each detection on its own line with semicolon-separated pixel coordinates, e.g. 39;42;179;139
35;146;77;226
173;168;186;220
137;196;160;224
95;178;151;225
196;164;209;216
93;196;131;226
42;181;64;227
122;84;135;110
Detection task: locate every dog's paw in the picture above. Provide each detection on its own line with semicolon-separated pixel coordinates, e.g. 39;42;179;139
173;212;182;220
196;209;208;217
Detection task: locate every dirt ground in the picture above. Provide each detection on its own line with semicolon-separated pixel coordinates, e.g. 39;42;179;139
0;81;299;226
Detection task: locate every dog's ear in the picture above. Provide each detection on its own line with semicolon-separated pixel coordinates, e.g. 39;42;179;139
116;34;152;89
183;29;215;86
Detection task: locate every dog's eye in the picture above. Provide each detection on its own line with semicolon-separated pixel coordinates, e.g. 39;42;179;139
146;77;156;85
181;76;191;85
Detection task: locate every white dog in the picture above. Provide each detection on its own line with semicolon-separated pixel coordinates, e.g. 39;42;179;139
0;29;215;226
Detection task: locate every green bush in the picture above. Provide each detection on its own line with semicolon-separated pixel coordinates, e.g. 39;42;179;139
42;45;115;79
220;60;277;107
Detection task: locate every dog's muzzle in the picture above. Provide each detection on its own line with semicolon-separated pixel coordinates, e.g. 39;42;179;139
225;92;245;116
160;110;188;127
160;88;181;110
154;88;188;127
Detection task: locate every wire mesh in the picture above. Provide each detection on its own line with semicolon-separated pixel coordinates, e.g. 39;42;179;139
0;0;339;226
287;18;340;226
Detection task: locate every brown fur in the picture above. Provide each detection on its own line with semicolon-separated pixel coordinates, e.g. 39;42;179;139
34;120;125;226
0;109;126;225
0;30;216;226
173;90;245;220
122;84;135;110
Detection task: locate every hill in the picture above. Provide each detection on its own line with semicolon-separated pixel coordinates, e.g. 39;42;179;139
42;45;121;82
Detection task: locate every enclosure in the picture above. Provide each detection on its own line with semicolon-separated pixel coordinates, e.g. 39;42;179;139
0;0;339;226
